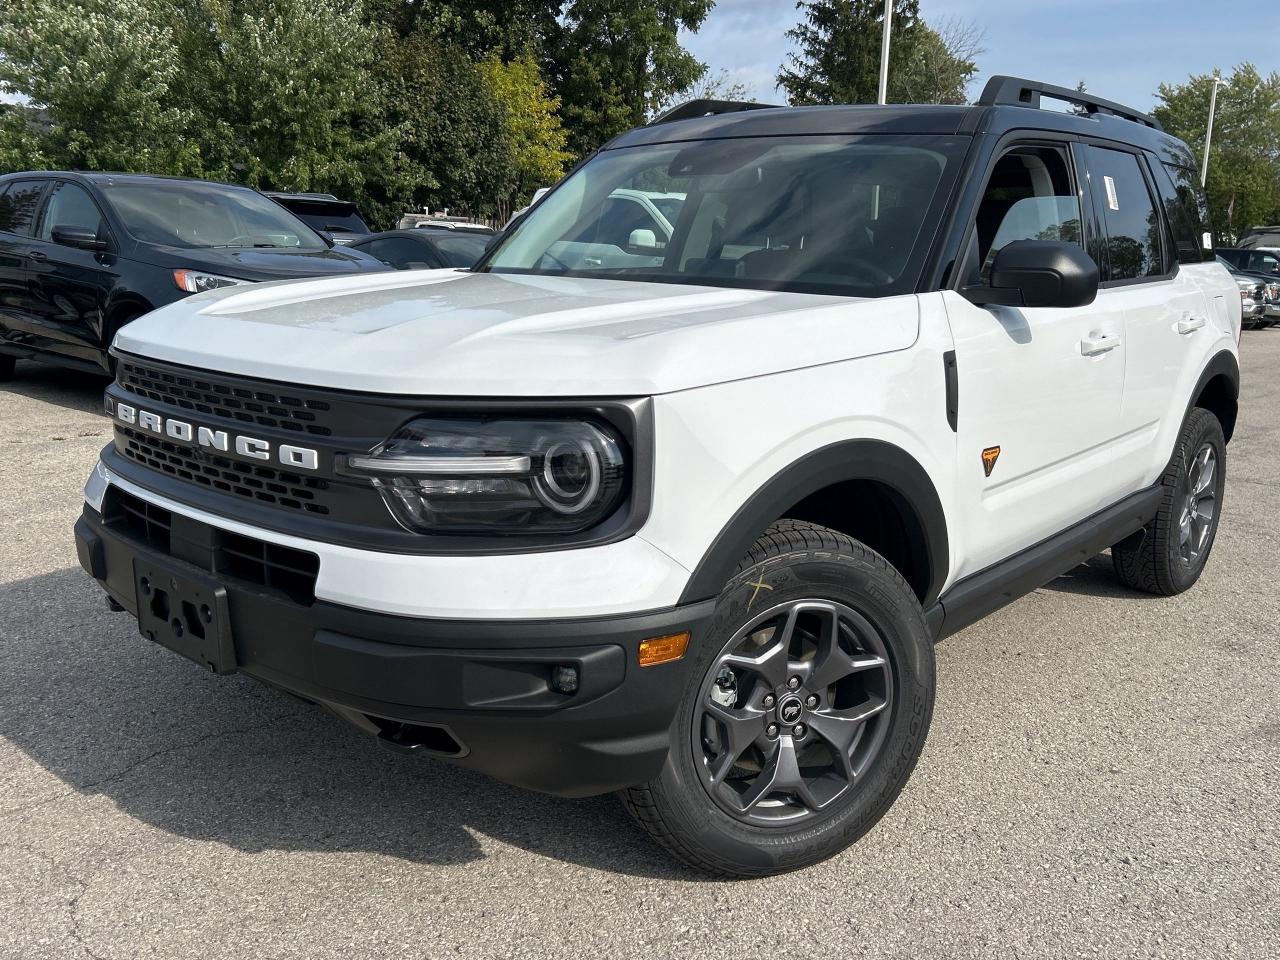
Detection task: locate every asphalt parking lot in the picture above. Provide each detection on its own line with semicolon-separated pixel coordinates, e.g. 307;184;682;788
1;336;1277;960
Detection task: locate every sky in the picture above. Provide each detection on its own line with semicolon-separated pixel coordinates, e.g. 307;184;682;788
682;0;1280;111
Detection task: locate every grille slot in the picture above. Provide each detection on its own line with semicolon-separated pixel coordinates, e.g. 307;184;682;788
105;488;172;553
103;488;319;604
119;427;332;516
219;531;321;604
119;361;333;436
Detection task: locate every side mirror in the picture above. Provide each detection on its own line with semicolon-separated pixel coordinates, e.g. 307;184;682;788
628;228;658;249
51;225;107;252
966;240;1098;309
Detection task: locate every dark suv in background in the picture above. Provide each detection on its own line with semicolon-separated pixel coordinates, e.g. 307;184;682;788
0;172;388;379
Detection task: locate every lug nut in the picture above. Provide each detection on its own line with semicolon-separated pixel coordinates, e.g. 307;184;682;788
792;724;806;739
787;676;801;690
765;723;779;738
762;694;775;708
805;694;819;709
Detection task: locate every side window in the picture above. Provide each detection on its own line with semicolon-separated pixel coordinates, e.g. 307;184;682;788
39;182;106;242
966;144;1082;285
1153;162;1208;264
1085;146;1165;282
0;180;47;236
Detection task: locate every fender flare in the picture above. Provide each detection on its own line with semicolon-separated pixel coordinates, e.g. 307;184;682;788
1185;349;1240;442
676;439;950;607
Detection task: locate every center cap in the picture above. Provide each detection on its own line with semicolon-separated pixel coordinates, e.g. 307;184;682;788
778;695;804;725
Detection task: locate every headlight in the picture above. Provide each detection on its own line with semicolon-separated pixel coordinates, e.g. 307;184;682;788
343;417;628;534
172;269;251;293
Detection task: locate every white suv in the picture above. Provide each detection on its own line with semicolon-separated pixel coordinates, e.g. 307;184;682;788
75;78;1240;877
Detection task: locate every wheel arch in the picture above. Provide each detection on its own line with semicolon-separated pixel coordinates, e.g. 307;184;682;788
1189;350;1240;443
676;440;950;608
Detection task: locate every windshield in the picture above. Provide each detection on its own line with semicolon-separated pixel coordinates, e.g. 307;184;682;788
100;180;327;250
484;134;966;296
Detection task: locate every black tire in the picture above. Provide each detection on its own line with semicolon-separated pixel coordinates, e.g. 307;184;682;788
1112;408;1226;596
621;520;935;877
0;354;14;381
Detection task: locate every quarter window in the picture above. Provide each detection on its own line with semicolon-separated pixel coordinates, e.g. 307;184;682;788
0;180;47;236
1153;162;1208;264
1086;146;1164;282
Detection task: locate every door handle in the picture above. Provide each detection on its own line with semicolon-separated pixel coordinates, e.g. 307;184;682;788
26;250;47;262
1079;333;1120;356
1176;316;1206;335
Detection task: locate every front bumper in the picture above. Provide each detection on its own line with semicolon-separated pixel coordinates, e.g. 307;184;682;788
75;504;714;797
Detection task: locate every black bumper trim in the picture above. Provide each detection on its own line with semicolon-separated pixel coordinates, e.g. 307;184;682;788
75;505;713;797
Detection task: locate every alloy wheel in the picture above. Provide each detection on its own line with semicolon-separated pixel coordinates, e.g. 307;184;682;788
1179;442;1218;565
691;599;894;826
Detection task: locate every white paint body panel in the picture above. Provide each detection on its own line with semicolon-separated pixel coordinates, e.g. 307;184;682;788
113;271;917;396
96;255;1240;621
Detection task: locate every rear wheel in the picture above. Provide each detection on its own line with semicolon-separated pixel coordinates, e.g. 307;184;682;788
1113;407;1226;595
622;520;934;877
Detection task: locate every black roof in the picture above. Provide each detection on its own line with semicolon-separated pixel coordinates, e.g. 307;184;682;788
0;170;257;191
610;76;1196;168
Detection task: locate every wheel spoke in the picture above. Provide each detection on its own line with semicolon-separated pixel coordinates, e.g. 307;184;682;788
1192;447;1215;496
736;736;818;813
702;700;765;784
805;606;886;691
806;697;886;774
721;612;793;688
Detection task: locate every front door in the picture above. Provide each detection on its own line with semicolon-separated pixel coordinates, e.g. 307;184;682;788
942;140;1129;580
27;180;120;368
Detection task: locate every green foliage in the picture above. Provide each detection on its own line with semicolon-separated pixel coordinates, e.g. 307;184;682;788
0;0;199;172
0;0;710;224
778;1;980;107
1154;63;1280;243
552;0;715;156
479;54;572;216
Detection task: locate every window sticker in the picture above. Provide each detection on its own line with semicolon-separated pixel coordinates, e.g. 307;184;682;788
1103;175;1120;211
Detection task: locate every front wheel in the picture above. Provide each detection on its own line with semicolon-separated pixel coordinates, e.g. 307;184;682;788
621;520;935;877
1112;407;1226;595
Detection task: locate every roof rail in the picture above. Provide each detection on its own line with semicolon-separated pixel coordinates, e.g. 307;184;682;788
649;98;782;126
977;76;1163;131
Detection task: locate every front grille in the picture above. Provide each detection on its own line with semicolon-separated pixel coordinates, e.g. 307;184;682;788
103;487;319;604
119;360;333;437
119;426;332;516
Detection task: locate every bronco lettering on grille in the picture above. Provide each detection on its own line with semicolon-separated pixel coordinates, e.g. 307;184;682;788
113;402;320;472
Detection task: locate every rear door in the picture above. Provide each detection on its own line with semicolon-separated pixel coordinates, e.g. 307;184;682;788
0;178;52;353
27;179;120;366
942;138;1129;578
1077;144;1213;488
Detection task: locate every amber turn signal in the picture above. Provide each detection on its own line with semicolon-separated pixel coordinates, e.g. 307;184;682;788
638;632;690;667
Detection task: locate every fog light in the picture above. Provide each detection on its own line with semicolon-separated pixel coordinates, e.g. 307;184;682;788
638;632;690;667
550;664;579;695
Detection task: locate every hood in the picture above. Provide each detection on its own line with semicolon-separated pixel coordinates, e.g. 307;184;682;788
113;270;920;396
139;243;389;279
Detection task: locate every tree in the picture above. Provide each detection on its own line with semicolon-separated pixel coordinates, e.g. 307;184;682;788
1154;63;1280;243
552;0;715;156
779;0;921;105
778;1;982;106
893;18;983;105
0;0;200;172
478;53;571;218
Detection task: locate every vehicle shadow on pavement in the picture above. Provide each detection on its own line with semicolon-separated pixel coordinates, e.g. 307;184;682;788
0;567;694;880
1039;553;1161;600
1;361;110;417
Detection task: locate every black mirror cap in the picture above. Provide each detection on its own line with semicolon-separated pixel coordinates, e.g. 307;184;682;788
51;225;108;252
972;240;1099;309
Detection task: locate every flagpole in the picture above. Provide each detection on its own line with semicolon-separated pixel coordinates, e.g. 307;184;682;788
877;0;893;105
